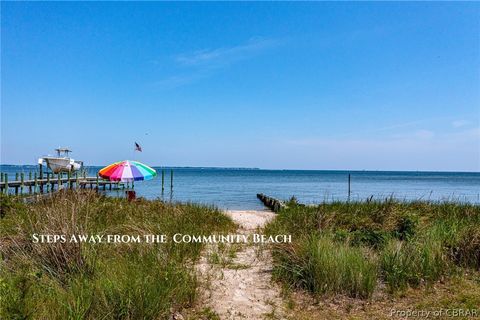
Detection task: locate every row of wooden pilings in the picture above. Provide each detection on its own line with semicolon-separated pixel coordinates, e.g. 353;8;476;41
0;171;125;195
160;169;174;193
256;193;286;212
0;169;175;196
258;174;353;212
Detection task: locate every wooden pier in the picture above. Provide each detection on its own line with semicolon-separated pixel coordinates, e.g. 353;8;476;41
0;168;174;197
0;173;129;195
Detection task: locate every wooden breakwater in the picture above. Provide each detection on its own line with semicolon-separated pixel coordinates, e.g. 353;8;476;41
258;174;354;211
257;193;286;212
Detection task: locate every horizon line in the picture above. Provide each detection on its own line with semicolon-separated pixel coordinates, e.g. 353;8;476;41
0;163;479;174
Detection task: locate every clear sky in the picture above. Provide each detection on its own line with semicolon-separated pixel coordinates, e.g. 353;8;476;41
1;2;479;171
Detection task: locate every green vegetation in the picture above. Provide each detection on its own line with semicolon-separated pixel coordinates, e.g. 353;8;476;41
274;233;377;298
0;191;235;319
265;200;480;299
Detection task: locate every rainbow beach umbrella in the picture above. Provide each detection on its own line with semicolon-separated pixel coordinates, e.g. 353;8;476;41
99;160;157;182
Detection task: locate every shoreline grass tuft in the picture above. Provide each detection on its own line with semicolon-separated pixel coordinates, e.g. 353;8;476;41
0;191;235;319
265;200;480;299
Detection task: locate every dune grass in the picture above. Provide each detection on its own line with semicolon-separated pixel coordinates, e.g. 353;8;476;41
0;191;235;319
273;233;377;298
265;200;480;299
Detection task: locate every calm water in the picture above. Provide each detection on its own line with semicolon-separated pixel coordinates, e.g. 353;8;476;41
1;165;479;210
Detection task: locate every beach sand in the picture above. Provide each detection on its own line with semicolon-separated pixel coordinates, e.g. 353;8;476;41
196;210;286;319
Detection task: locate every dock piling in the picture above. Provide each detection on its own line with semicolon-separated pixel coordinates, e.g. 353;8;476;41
39;164;43;193
15;173;19;195
170;169;173;191
161;169;165;193
20;173;24;194
348;174;351;198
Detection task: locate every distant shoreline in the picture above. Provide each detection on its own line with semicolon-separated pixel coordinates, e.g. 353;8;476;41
0;164;479;174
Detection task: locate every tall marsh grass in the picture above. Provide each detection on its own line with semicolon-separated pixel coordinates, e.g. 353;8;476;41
265;200;480;298
380;238;447;292
274;233;377;298
0;191;235;319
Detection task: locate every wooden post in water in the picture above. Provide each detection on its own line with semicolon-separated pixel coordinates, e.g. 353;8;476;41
96;173;99;190
348;174;351;198
58;173;61;190
34;172;38;194
20;173;24;194
29;172;32;194
14;173;19;195
170;169;173;191
161;169;165;192
4;175;8;194
39;163;43;193
0;173;3;183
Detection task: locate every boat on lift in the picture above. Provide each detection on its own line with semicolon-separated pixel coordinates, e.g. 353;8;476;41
39;148;83;173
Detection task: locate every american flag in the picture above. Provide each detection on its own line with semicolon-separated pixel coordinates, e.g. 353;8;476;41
134;142;142;152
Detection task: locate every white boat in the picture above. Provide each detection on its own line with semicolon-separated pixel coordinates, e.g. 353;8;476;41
40;148;83;174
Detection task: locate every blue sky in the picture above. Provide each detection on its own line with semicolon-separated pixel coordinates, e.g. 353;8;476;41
1;2;479;171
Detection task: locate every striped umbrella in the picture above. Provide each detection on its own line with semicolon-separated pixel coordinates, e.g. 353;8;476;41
99;160;157;182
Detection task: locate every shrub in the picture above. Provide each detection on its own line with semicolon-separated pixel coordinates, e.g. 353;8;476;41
394;214;418;240
350;229;390;249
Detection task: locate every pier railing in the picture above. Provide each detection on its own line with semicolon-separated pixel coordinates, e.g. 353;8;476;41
0;172;130;195
0;168;174;196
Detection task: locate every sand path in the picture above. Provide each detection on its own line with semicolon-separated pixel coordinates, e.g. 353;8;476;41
196;210;286;319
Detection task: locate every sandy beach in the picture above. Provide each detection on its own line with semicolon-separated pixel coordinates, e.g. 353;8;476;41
196;210;286;319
